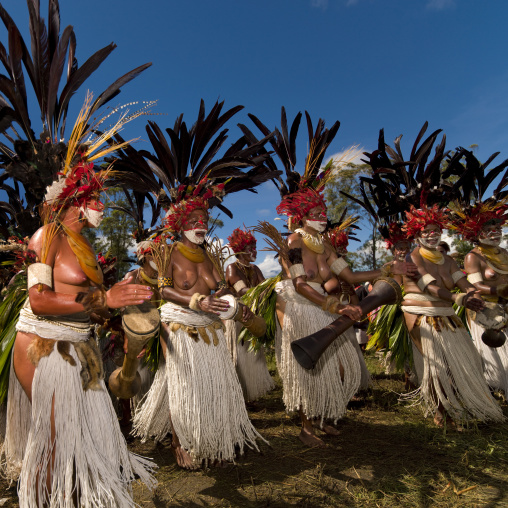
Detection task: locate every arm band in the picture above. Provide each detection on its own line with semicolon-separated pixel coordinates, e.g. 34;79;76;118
467;272;483;284
233;280;247;292
452;270;466;283
330;257;348;276
189;293;206;311
454;292;467;307
417;273;436;292
158;276;174;289
27;263;52;290
289;264;306;279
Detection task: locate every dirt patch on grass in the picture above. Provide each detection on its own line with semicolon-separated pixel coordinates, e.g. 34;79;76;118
1;352;507;507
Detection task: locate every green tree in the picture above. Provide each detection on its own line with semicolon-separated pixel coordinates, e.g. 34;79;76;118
82;188;138;279
326;162;387;269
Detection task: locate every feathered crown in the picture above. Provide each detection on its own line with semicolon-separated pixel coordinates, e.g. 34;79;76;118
325;210;360;252
378;221;408;249
108;99;279;235
228;227;256;254
242;107;348;227
0;1;151;233
446;147;508;241
342;122;475;240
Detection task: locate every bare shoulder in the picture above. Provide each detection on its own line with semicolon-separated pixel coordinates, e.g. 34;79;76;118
287;232;303;248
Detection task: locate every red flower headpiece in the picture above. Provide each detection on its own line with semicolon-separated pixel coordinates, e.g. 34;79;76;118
403;204;448;238
45;159;108;210
384;222;409;249
326;228;349;252
449;202;508;242
163;176;229;233
228;228;256;254
276;188;326;225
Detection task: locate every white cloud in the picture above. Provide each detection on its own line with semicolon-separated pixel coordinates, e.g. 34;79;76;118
256;208;271;216
257;254;281;278
328;146;367;168
426;0;455;10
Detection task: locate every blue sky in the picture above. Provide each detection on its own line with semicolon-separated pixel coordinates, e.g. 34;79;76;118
2;0;508;274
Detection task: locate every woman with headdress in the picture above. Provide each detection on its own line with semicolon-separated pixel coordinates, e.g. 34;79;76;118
0;2;156;504
371;127;507;427
448;148;508;396
246;108;415;446
128;101;278;469
225;227;275;401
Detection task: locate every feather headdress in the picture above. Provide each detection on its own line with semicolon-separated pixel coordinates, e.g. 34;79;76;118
243;107;346;227
108;99;279;235
325;209;360;253
342;122;471;240
446;147;508;242
0;0;151;230
228;227;256;254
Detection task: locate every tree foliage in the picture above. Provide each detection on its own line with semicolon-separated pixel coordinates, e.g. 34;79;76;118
326;162;390;269
83;188;137;279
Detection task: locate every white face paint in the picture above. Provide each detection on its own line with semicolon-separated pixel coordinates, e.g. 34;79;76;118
419;235;442;249
306;220;327;233
479;228;502;246
183;228;208;245
80;206;103;228
148;260;158;272
480;237;502;247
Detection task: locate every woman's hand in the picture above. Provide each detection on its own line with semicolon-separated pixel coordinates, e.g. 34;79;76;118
106;276;153;309
240;303;254;322
198;295;231;315
463;291;485;312
338;304;363;321
392;260;419;278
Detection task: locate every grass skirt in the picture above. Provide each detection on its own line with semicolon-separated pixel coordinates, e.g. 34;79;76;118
224;319;275;401
134;303;267;464
402;306;504;423
467;310;508;394
9;340;156;508
275;280;360;423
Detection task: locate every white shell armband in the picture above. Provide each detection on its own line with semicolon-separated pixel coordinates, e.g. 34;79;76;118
289;264;306;279
467;272;483;284
189;293;206;311
27;263;53;290
330;257;348;276
454;292;467;307
417;273;436;292
233;280;247;293
452;270;466;283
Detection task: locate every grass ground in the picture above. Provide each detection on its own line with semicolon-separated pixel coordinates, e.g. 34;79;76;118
1;351;507;507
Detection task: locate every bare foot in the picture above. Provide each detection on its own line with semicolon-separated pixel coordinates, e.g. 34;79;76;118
313;422;340;436
170;443;200;470
298;427;326;448
433;413;466;432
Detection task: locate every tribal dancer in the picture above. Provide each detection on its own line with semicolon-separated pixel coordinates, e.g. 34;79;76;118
130;101;277;468
363;124;505;426
448;148;508;396
246;108;415;446
324;216;371;390
0;2;156;505
225;227;275;401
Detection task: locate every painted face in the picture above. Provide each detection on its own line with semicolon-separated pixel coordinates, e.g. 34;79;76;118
183;209;209;245
418;224;442;249
305;206;327;233
80;199;104;228
392;240;411;261
143;253;158;273
479;224;503;247
244;244;257;263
